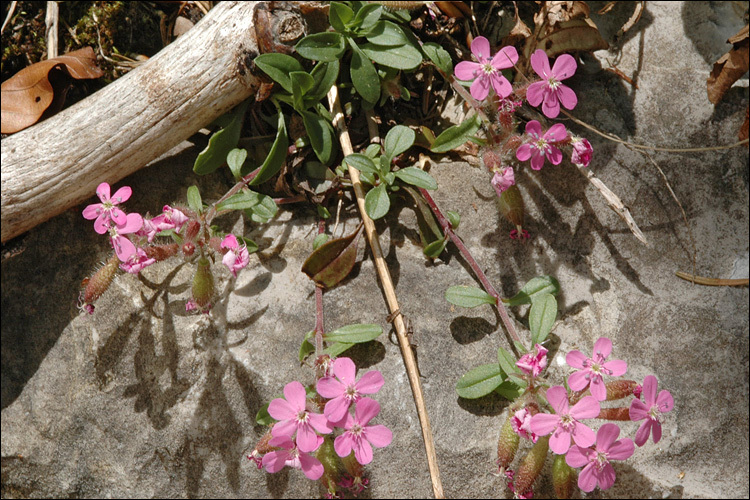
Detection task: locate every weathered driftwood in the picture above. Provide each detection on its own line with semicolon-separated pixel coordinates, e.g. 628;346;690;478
1;1;305;243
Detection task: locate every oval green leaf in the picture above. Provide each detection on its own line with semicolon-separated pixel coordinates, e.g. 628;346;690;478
393;167;437;190
384;125;415;159
349;39;380;104
361;42;422;70
193;99;250;175
329;2;354;32
187;186;202;214
422;42;453;74
301;110;335;165
456;363;505;399
344;153;379;175
445;285;496;308
249;110;287;186
254;53;304;93
497;346;520;376
365;20;409;45
502;275;561;307
323;323;382;344
529;293;557;345
365;183;390;219
295;32;346;62
227;148;248;181
430;114;482;153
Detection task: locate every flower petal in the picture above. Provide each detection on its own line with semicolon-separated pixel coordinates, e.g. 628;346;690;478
565;445;589;468
549;427;572;454
262;449;290;473
354;398;380;427
454;61;480;81
546;386;570;414
525;120;543;138
530;49;551;79
596;423;621;450
566;350;587;369
546;145;563;165
607;438;635;460
629;399;649;421
634;419;652;446
334;433;354;458
557;84;578;110
529;412;560;436
353;436;374;465
530;150;545;170
571;421;596;448
323;395;350;423
333;357;357;385
221;234;239;250
309;412;333;435
298;453;324;480
526;81;546;107
603;359;628;377
651;420;663;443
317;376;345;398
593;337;613;358
356;370;385;394
597;462;617;490
470;76;490;101
83;203;102;220
490;74;513;99
268;398;297;421
589;377;607;401
515;144;532;162
641;375;658;406
541;96;561;118
570;395;601;419
364;424;392;448
568;370;591;391
577;463;598;492
112;235;136;262
96;182;111;202
110;186;132;204
283;380;307;411
296;424;323;453
551;54;577;80
118;213;144;234
109;207;127;226
491;46;518;70
656;390;675;413
94;213;111;234
470;36;491;62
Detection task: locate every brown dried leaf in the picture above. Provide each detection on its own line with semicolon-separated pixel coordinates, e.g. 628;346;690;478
302;224;363;289
1;47;104;134
707;24;749;105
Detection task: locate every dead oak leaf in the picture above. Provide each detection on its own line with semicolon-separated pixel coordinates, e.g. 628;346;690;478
1;47;104;134
707;24;749;105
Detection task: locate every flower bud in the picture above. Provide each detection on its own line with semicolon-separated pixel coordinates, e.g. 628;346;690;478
80;254;120;309
184;220;201;241
482;148;503;173
499;184;525;228
606;380;638;401
182;242;196;257
552;453;577;499
191;257;214;309
497;411;520;472
144;243;179;262
513;435;549;496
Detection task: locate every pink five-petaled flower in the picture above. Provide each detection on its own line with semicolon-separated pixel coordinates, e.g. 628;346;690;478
334;398;392;465
220;234;250;277
516;343;548;378
108;213;143;262
511;408;538;443
490;167;515;196
566;337;628;401
83;182;132;234
571;135;593;167
530;386;600;455
629;375;674;446
151;205;189;233
565;423;635;492
316;357;385;424
454;36;518;101
526;49;578;118
119;247;156;274
268;380;332;453
516;120;568;170
261;435;324;480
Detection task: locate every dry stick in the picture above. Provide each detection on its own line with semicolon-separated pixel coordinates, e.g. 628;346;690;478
2;1;17;34
327;85;445;500
674;271;749;287
45;1;58;60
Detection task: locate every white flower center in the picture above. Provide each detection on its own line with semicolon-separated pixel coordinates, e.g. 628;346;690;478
547;76;561;90
482;62;496;76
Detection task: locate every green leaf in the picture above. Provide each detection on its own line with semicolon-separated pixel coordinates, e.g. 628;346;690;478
307;60;340;103
322;342;356;357
301;110;335;164
238;235;259;254
502;275;561;307
430;114;482;153
301;224;363;288
255;403;273;426
447;210;460;229
317;205;331;219
394;167;437;190
423;238;447;258
312;233;330;251
227;148;248;181
329;2;354;32
365;183;390;219
193;99;250;175
497;346;520;376
344;153;380;175
365;20;409;46
364;143;381;158
323;323;382;344
244;194;278;223
249;110;287;186
384;125;415;160
455;363;505;399
254;53;304;93
291;71;315;111
401;185;445;253
379;155;391;178
361;42;422;70
350;3;382;33
349;38;380;104
295;32;346;62
215;189;268;211
187;186;202;214
445;285;496;308
529;293;557;345
422;42;453;74
494;380;525;400
299;336;316;363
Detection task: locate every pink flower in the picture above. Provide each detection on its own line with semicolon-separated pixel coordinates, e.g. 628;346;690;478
317;357;385;423
454;36;518;101
261;436;324;480
185;299;198;312
566;337;627;401
108;213;143;262
221;234;250;277
516;120;567;170
83;182;132;234
490;167;515;196
530;386;600;454
516;343;548;377
119;247;156;274
268;381;332;453
571;135;593;167
511;408;538;442
334;398;392;465
565;423;634;492
526;49;578;118
629;375;674;446
510;229;530;240
150;205;189;234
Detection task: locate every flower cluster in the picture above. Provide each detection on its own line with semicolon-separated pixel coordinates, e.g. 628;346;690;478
253;357;392;495
455;39;595;239
500;337;674;495
80;182;251;314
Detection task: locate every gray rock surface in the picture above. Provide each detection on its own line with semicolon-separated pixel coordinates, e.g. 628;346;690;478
2;2;748;498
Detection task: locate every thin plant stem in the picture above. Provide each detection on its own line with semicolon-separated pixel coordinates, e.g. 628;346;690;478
314;219;325;354
417;187;522;347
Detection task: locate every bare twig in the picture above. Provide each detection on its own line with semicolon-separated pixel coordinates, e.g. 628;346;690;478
1;1;17;34
327;85;445;499
45;1;58;60
675;271;749;287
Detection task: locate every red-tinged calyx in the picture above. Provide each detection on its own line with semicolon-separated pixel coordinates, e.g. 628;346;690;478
513;435;549;496
606;380;638;401
497;411;520;472
184;220;201;241
191;257;214;309
81;254;120;307
598;407;631;420
552;453;577;499
144;244;179;262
